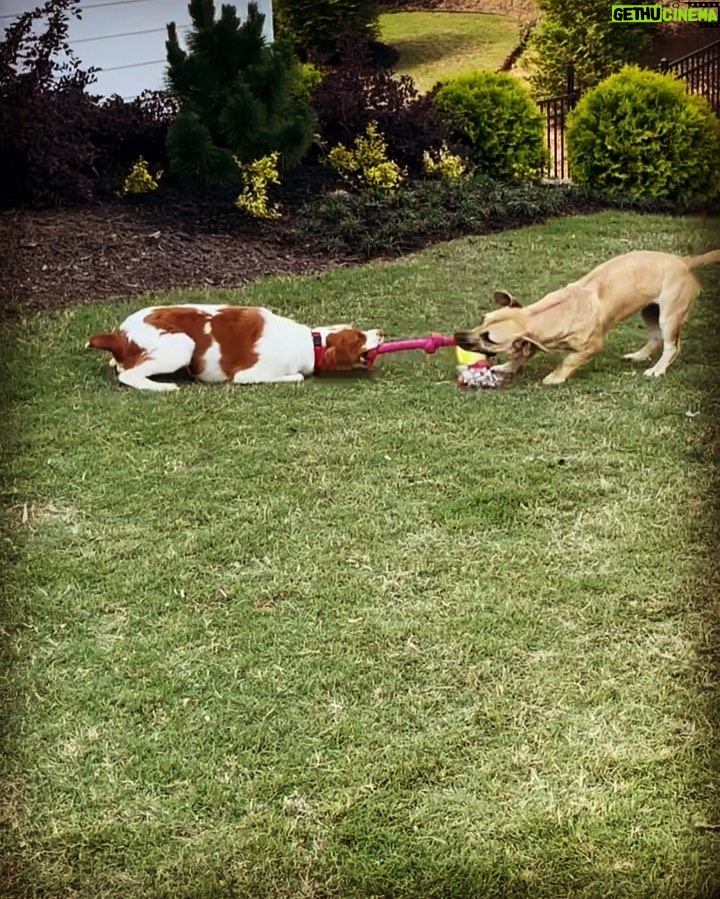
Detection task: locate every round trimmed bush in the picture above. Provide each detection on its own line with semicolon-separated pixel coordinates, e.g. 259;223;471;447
567;66;720;207
433;72;548;182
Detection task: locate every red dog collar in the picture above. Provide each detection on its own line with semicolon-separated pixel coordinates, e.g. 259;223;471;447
312;331;325;371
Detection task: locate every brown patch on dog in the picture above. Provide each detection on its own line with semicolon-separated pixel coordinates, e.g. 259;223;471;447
210;306;265;379
86;331;147;370
320;329;368;371
143;306;213;376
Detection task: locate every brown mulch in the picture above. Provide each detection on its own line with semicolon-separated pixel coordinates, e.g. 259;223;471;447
0;169;351;315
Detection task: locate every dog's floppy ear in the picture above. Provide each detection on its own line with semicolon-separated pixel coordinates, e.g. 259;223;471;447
494;290;522;308
510;338;536;359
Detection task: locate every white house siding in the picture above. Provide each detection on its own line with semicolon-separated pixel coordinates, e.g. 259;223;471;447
1;0;274;99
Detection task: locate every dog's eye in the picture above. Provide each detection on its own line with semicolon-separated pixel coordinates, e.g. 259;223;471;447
481;331;495;344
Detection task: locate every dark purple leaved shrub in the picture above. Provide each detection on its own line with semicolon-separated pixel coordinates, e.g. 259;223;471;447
311;37;453;177
0;0;172;208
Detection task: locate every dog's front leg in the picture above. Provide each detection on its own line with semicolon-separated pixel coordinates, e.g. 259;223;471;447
542;345;601;385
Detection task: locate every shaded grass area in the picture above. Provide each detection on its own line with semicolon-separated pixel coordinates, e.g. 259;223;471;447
1;212;719;898
379;12;520;90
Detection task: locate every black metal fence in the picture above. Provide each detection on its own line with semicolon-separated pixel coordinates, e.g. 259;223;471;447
538;40;720;181
537;65;581;181
657;38;720;116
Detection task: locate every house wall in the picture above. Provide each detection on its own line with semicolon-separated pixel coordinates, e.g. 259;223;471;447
1;0;274;99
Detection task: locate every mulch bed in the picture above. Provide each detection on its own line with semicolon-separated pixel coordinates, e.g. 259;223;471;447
0;167;354;315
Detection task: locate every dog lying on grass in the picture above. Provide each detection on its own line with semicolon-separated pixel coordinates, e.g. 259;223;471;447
87;305;384;391
455;249;720;385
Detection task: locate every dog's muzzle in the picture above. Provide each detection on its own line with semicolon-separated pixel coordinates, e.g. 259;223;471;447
454;331;477;351
454;331;497;358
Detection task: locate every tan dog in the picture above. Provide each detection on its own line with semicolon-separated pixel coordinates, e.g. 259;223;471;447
454;249;720;385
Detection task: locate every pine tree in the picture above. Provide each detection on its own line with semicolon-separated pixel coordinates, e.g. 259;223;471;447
165;0;315;186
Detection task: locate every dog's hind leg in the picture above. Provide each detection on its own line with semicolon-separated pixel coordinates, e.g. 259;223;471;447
623;303;662;362
232;370;305;384
643;282;698;378
117;332;195;391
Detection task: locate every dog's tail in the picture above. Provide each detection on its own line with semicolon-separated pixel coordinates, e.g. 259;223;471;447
684;249;720;269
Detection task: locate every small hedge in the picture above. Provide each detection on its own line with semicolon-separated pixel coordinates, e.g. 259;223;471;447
434;72;548;182
295;177;575;257
567;66;720;208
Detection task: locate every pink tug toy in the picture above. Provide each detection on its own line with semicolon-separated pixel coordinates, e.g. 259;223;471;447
365;334;455;363
365;334;499;389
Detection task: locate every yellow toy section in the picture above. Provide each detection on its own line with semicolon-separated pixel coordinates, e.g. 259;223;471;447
454;346;487;368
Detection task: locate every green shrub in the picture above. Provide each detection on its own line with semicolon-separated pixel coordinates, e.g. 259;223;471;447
295;62;325;102
567;66;720;208
527;0;653;98
274;0;379;63
234;152;281;219
325;122;406;191
121;156;160;195
422;143;468;181
165;0;315;187
434;72;547;182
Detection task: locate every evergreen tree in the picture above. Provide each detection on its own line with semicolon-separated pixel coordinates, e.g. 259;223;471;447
165;0;315;186
274;0;379;64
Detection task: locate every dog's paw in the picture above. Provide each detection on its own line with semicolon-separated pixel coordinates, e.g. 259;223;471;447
643;366;665;378
490;361;515;374
542;371;567;386
623;350;652;362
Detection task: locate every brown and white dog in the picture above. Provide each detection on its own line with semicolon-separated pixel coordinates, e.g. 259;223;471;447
455;249;720;385
86;304;384;390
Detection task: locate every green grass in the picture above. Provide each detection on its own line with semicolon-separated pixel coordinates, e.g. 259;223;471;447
2;211;720;898
379;12;521;91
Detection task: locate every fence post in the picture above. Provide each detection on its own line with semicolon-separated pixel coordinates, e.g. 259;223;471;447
566;63;575;98
658;57;669;73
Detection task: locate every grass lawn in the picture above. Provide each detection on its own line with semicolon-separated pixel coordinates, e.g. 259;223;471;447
2;211;720;898
379;12;521;91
